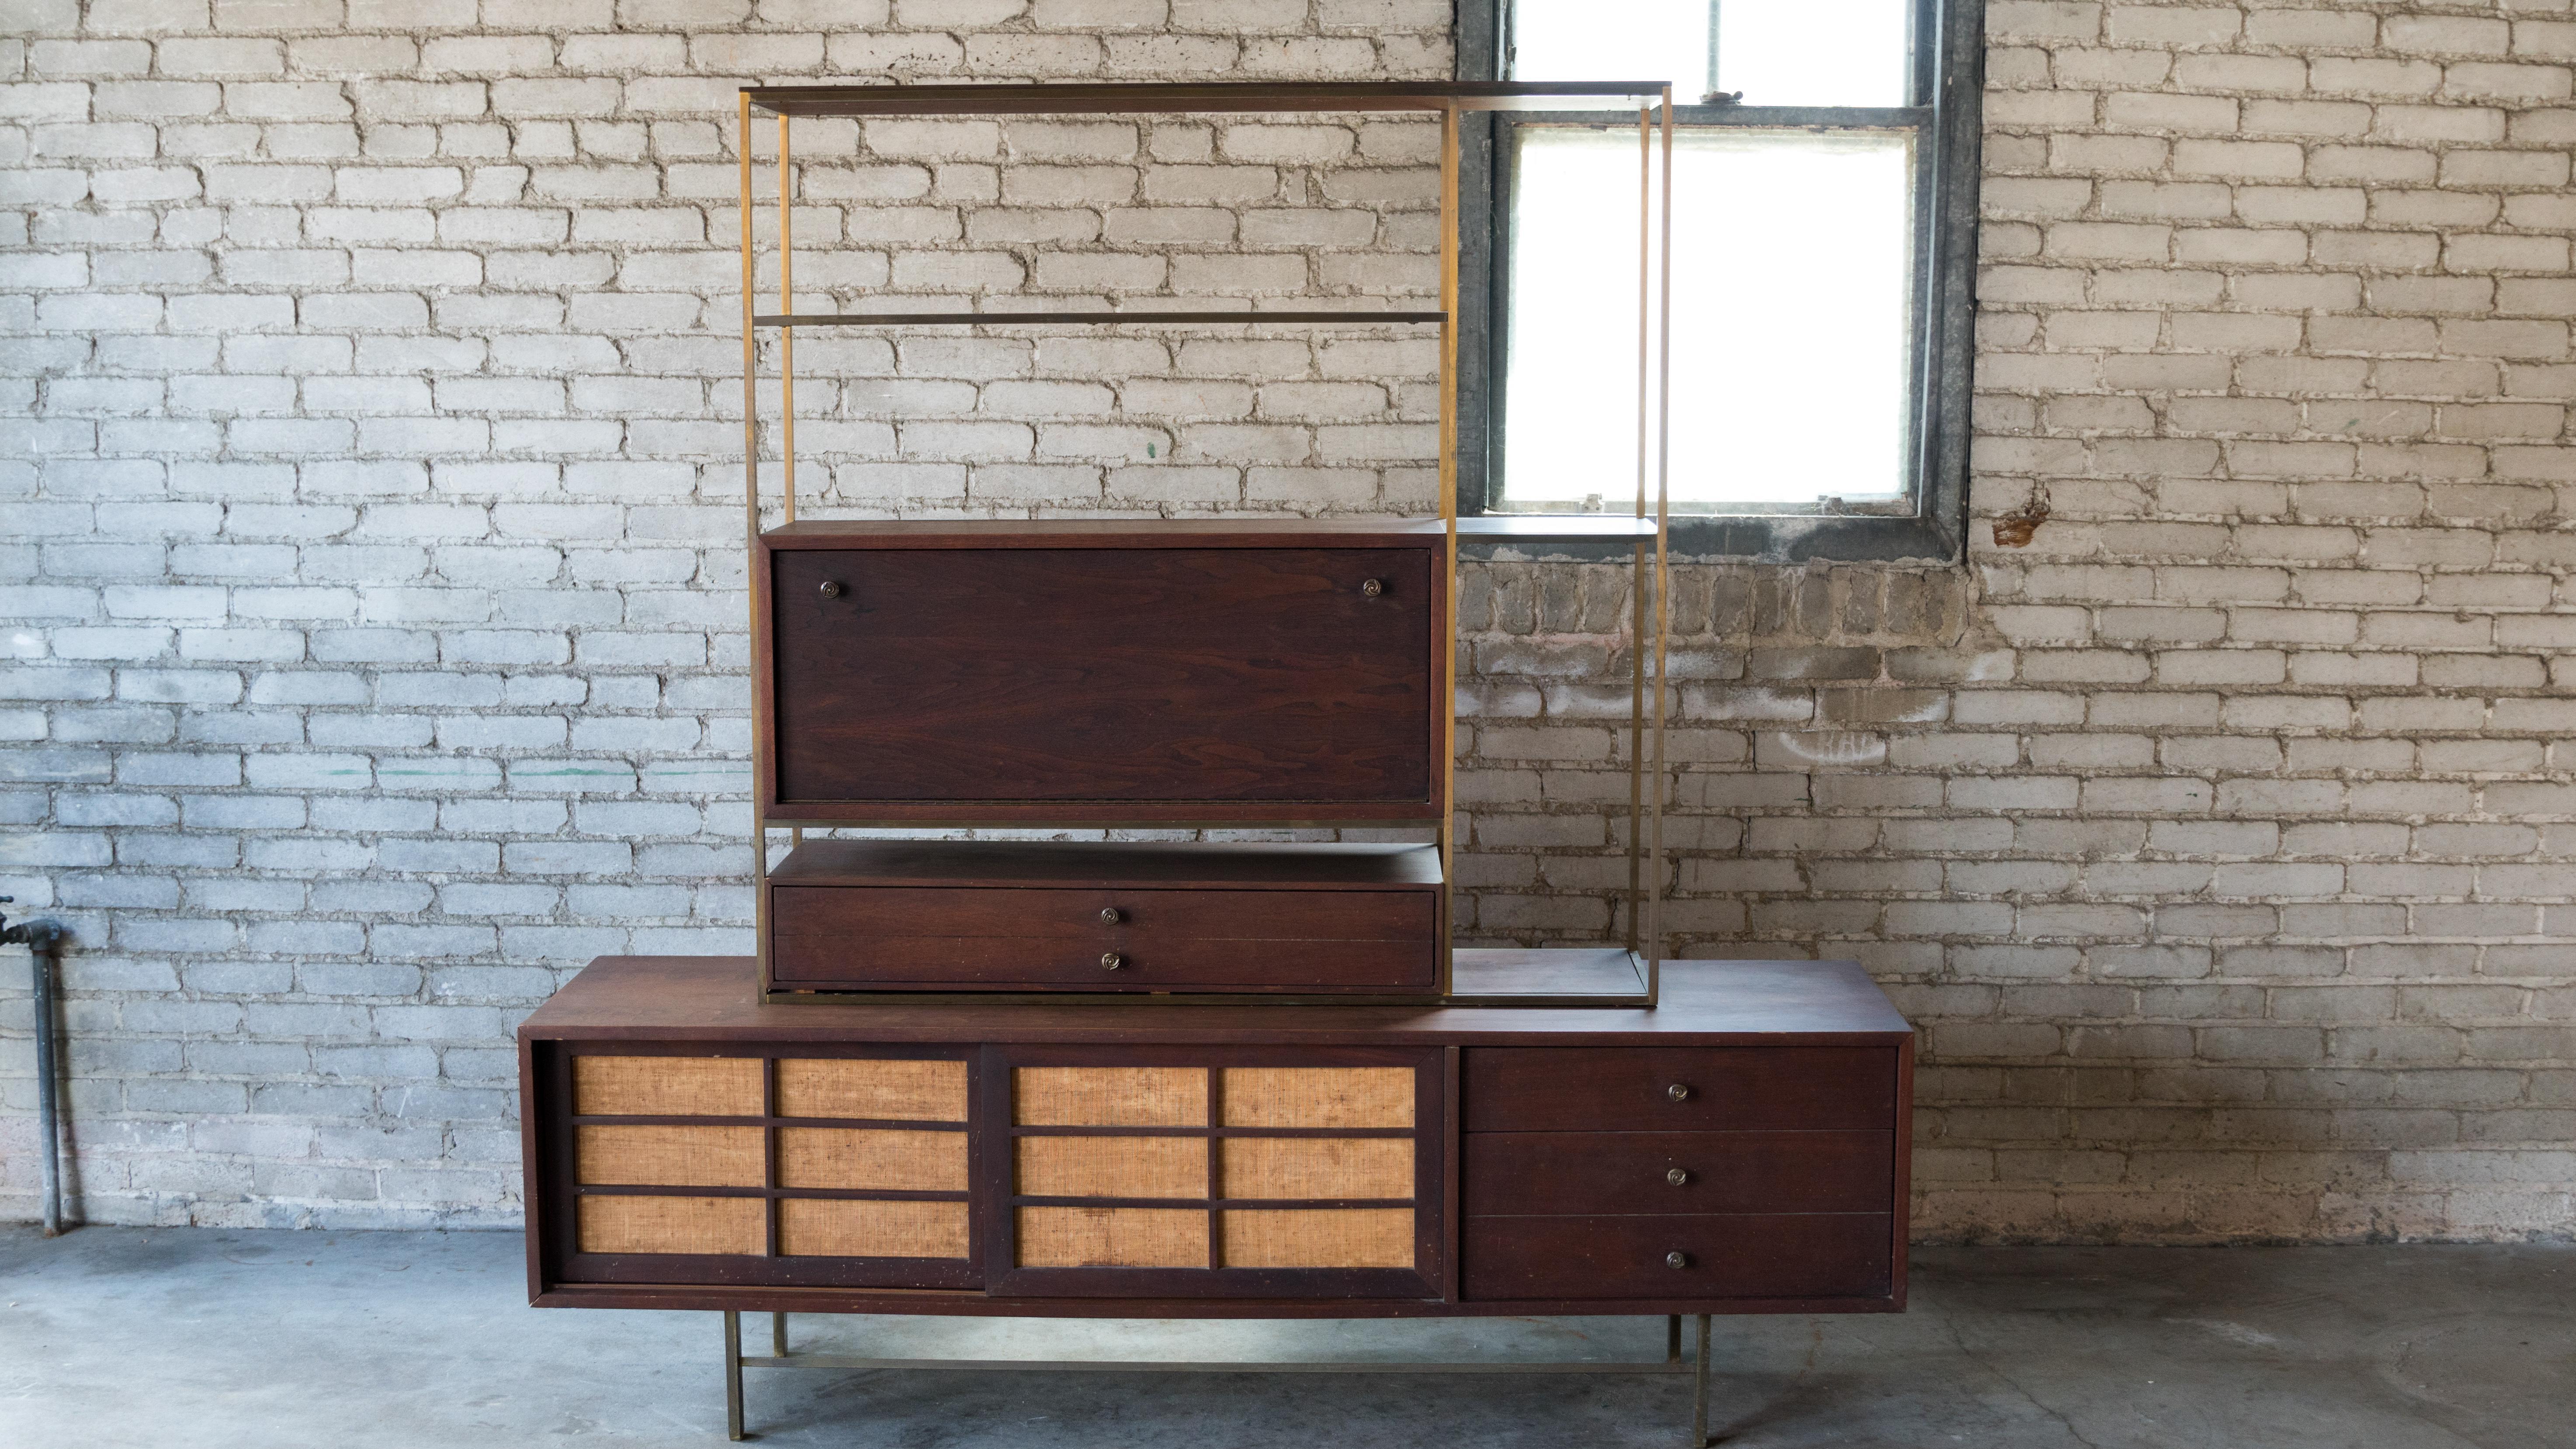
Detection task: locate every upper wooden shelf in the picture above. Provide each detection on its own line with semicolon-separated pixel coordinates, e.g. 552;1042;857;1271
759;516;1661;543
753;310;1443;328
745;81;1673;118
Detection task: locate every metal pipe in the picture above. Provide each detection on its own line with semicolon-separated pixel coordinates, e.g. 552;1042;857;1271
1;897;67;1236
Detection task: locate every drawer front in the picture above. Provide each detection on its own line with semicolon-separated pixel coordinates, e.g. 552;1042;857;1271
769;546;1436;809
1464;1131;1893;1217
1462;1214;1892;1302
1463;1047;1896;1132
769;885;1438;991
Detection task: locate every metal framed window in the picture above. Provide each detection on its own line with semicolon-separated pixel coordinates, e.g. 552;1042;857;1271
1456;0;1984;562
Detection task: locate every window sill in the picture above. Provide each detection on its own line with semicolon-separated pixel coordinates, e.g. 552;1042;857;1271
1455;510;1962;565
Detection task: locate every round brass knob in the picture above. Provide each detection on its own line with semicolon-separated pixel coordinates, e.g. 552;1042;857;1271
1667;1168;1690;1186
818;581;842;598
1665;1251;1689;1269
1099;907;1122;925
1666;1083;1692;1102
1100;951;1124;970
1360;578;1383;597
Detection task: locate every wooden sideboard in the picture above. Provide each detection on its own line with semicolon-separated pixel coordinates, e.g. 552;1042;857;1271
520;956;1912;1319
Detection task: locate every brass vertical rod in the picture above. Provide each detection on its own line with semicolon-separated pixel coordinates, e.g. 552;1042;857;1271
772;1312;788;1358
777;112;797;525
739;93;772;991
1689;1314;1711;1446
1436;100;1462;997
738;92;759;547
724;1311;746;1441
1626;102;1649;956
1647;90;1675;1005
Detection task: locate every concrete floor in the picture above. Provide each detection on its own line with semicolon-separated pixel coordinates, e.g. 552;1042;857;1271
2;1228;2569;1448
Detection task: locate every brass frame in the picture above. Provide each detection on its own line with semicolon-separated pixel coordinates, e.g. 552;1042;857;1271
724;1310;1716;1446
738;83;1674;1008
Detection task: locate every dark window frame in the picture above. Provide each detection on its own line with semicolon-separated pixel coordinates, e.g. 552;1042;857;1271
1455;0;1985;564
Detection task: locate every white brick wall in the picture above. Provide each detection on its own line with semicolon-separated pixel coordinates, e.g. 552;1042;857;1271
3;0;2572;1242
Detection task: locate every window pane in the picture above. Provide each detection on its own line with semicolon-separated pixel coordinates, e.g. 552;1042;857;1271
1717;0;1912;107
1509;0;1710;95
1502;127;1914;511
1508;0;1912;107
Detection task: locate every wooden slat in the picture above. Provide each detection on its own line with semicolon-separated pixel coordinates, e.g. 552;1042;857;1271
1219;1137;1412;1200
1014;1066;1208;1127
778;1198;971;1259
1220;1067;1414;1128
573;1056;762;1117
1017;1135;1209;1200
777;1128;969;1192
775;1058;968;1121
1017;1206;1208;1267
1219;1209;1414;1269
576;1195;765;1255
576;1125;766;1187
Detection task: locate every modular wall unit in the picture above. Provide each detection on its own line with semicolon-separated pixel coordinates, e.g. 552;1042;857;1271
737;81;1681;1006
522;957;1912;1314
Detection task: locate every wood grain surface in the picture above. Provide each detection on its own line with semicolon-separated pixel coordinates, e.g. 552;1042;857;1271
1461;1214;1892;1300
1462;1047;1898;1132
768;885;1436;992
766;545;1436;810
1462;1131;1893;1216
521;957;1915;1044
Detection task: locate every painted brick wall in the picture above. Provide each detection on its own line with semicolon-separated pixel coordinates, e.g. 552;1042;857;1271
3;0;2572;1242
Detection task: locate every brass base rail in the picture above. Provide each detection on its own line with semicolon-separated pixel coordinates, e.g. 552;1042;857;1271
723;1310;1716;1446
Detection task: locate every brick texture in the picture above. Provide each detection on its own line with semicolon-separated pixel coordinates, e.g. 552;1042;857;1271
3;1;2573;1242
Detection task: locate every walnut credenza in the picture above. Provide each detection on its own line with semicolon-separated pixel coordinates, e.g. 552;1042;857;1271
522;957;1910;1387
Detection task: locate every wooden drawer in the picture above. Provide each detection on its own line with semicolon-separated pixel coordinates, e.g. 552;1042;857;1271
1463;1048;1896;1132
763;542;1439;818
769;884;1437;992
1462;1214;1892;1302
1463;1131;1893;1217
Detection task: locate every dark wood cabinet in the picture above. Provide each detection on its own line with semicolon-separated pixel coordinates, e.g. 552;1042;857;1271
755;522;1446;826
522;956;1912;1318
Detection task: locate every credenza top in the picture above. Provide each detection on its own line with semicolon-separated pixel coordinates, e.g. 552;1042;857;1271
521;956;1914;1046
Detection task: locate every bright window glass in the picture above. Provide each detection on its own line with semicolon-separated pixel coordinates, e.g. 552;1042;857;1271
1508;0;1911;106
1508;0;1711;94
1501;127;1914;510
1717;0;1912;107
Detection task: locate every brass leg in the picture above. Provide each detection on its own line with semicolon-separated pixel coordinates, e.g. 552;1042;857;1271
772;1312;788;1358
1689;1315;1711;1447
725;1311;745;1441
1665;1314;1681;1363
